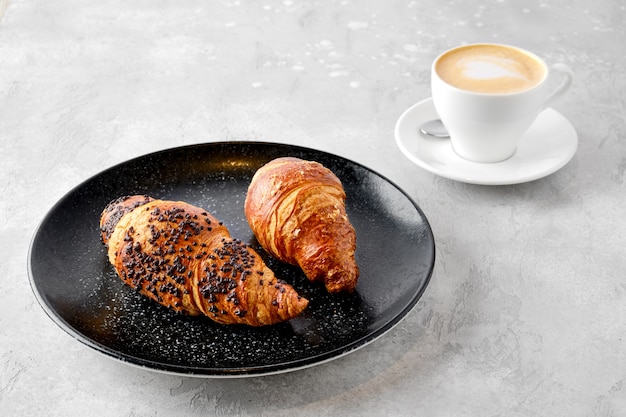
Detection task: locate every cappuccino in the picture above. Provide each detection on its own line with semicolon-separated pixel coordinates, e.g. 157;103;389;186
435;44;546;94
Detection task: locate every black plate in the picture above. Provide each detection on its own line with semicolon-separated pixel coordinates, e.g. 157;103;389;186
28;142;435;377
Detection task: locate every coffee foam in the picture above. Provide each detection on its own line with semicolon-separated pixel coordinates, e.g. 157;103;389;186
460;56;528;80
436;45;545;94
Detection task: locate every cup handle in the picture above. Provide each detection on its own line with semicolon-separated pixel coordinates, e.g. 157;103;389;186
542;63;574;110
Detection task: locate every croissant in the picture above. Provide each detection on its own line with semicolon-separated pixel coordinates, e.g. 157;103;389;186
244;157;359;293
99;195;308;326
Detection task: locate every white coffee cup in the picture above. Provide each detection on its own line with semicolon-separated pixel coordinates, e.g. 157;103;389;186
431;43;574;163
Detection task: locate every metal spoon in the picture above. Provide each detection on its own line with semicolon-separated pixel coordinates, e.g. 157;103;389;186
420;119;449;138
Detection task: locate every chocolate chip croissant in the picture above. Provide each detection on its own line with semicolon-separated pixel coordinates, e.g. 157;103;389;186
99;195;308;326
244;157;359;293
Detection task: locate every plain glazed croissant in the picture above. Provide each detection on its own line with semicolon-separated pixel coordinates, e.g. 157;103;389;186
99;195;308;326
244;157;359;293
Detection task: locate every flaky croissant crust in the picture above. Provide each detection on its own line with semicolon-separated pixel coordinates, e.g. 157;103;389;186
100;195;308;326
245;157;359;293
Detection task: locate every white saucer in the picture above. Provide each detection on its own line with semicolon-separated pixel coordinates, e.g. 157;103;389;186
394;98;578;185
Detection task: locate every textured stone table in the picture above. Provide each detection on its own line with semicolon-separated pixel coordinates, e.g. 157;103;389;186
1;0;625;416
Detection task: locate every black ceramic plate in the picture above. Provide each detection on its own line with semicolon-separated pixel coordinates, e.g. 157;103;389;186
28;142;435;377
